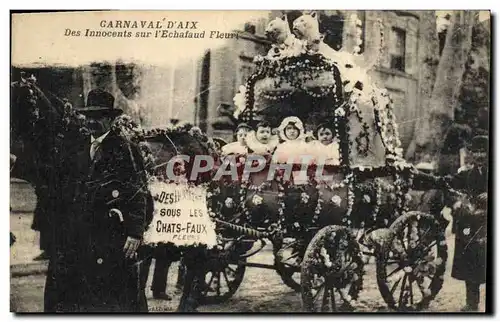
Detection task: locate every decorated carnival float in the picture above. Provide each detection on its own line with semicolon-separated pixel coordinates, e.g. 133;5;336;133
10;11;453;313
198;11;449;311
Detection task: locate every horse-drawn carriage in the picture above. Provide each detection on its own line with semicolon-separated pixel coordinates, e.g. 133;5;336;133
164;15;449;311
10;12;450;312
128;20;450;309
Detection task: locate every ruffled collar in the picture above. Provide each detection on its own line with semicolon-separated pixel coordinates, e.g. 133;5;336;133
246;131;279;154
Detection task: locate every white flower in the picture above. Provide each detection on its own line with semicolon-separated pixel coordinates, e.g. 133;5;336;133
225;197;234;209
331;195;342;206
320;247;333;268
188;126;203;136
301;192;310;204
334;107;346;117
252;194;263;206
463;228;471;236
233;85;247;118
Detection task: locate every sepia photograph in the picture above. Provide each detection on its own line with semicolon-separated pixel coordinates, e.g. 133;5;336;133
9;9;491;313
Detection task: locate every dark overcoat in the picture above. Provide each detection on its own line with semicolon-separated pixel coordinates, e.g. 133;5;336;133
449;166;488;284
43;130;153;312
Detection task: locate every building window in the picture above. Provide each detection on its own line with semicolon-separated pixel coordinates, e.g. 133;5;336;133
389;27;406;72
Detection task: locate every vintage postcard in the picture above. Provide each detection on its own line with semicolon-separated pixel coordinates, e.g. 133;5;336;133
10;10;491;313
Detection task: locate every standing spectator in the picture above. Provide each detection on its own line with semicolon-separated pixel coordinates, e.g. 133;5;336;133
142;244;182;300
445;135;488;311
46;89;152;312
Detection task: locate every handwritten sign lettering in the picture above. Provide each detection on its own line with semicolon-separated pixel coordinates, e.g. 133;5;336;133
143;180;217;247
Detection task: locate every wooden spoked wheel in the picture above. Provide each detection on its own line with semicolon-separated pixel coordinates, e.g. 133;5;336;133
274;238;304;292
198;239;247;305
376;211;448;311
301;225;364;312
199;255;246;304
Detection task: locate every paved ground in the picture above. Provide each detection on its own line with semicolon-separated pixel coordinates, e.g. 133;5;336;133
10;240;487;313
10;181;487;313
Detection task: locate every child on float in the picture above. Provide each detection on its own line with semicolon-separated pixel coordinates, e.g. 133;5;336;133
272;116;311;184
221;123;252;156
245;120;280;156
243;121;280;186
308;123;341;166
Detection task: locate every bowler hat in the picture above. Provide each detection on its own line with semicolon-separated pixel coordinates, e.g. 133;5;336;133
76;89;123;117
470;135;489;153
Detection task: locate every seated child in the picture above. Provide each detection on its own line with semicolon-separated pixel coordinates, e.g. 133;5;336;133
272;117;311;184
308;123;341;166
221;123;252;156
245;121;279;156
273;116;310;164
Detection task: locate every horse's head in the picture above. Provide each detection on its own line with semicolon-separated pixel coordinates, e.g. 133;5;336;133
11;73;87;148
138;124;219;184
10;73;90;185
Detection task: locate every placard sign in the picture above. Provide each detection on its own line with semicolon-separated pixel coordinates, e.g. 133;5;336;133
143;180;217;247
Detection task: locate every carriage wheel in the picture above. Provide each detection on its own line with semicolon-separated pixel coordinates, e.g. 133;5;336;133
199;255;246;304
301;226;364;312
376;211;448;311
274;238;303;292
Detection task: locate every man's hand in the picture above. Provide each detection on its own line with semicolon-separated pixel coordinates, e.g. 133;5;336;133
123;236;141;259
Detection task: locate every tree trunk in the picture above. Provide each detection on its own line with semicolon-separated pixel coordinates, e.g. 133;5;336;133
407;11;475;162
405;10;439;160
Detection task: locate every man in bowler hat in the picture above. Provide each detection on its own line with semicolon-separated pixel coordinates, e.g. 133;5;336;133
46;89;152;312
445;135;488;311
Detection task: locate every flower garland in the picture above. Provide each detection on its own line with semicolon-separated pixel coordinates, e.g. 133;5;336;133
344;173;355;224
349;102;371;157
376;18;385;67
334;103;351;168
350;13;364;56
372;89;404;160
239;54;343;123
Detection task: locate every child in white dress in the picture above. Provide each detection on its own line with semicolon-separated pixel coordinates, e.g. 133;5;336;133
308;123;341;166
272;117;311;184
245;121;279;156
273;116;310;164
221;123;252;156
